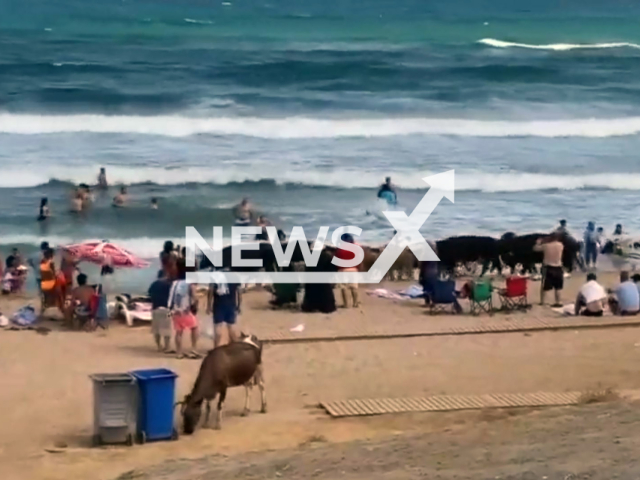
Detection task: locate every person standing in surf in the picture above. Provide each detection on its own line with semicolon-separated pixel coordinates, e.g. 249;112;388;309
97;167;108;189
377;177;397;206
37;197;50;221
233;197;254;226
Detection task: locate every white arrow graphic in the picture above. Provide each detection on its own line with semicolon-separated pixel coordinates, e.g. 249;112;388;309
363;170;455;283
187;170;454;285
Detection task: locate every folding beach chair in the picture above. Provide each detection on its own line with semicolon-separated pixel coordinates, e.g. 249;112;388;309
427;279;460;314
270;282;300;309
470;280;493;316
497;276;530;312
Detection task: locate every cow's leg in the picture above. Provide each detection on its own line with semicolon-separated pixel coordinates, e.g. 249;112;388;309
257;366;267;413
242;384;252;417
203;398;215;428
203;400;211;427
215;388;227;430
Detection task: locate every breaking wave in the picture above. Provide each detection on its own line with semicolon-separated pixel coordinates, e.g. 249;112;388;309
478;38;640;51
3;165;640;192
3;113;640;138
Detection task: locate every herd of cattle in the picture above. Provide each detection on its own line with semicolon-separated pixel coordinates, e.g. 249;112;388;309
362;232;582;279
199;232;583;278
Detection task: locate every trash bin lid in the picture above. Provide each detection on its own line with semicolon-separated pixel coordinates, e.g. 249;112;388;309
90;373;136;384
131;368;178;381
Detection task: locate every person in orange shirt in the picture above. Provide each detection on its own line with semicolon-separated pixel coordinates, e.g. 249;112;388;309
39;248;63;313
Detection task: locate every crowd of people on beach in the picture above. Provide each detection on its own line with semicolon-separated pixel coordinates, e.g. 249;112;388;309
5;169;640;338
506;219;640;317
146;241;245;359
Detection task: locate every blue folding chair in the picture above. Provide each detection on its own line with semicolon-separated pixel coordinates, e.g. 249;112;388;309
426;279;460;314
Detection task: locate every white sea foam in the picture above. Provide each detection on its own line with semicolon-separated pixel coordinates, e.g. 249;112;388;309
478;38;640;51
3;113;640;139
3;164;640;193
184;18;213;25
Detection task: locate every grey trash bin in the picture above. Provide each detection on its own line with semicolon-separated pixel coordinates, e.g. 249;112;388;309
90;373;138;446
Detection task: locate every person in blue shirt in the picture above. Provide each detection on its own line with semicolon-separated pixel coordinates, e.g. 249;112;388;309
206;273;242;348
148;277;173;353
377;177;397;206
583;221;598;268
610;271;640;315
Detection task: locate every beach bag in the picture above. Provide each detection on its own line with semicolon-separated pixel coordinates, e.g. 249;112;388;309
11;305;37;326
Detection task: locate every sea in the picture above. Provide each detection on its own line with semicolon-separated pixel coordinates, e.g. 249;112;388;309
2;0;640;287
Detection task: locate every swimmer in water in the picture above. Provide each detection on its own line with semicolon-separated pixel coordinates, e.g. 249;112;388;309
112;186;127;208
37;197;50;221
377;176;397;206
70;188;83;213
151;197;158;210
256;215;273;240
233;197;253;226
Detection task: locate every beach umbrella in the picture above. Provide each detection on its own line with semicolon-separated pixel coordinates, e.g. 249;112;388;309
63;240;150;269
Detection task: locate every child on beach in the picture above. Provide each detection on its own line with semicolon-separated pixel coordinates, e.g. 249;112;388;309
168;258;200;359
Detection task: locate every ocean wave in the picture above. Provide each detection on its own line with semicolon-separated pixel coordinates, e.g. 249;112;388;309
52;62;98;67
184;18;213;25
478;38;640;51
455;172;640;193
4;165;640;193
3;114;640;139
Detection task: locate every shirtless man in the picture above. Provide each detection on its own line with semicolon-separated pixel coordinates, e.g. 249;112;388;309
70;188;84;212
66;273;95;328
534;232;565;307
256;215;272;240
112;186;128;207
233;197;253;226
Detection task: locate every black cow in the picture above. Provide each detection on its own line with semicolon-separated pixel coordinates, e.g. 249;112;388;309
499;232;581;274
435;235;501;276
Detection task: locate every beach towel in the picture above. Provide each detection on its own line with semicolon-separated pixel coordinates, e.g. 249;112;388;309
551;304;612;317
366;288;404;300
11;305;37;326
398;284;424;298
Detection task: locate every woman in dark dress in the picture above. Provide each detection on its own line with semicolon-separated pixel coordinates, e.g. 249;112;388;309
302;249;337;314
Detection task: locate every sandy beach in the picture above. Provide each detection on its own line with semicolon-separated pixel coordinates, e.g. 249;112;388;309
2;271;640;480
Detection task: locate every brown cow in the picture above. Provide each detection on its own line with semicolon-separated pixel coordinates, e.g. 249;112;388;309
178;334;266;433
360;245;418;281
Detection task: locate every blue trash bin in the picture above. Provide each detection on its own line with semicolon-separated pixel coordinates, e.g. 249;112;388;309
131;368;178;443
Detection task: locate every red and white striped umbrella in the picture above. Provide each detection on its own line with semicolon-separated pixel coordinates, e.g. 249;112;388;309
63;240;150;269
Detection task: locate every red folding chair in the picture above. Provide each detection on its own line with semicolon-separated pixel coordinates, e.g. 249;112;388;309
498;276;530;311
